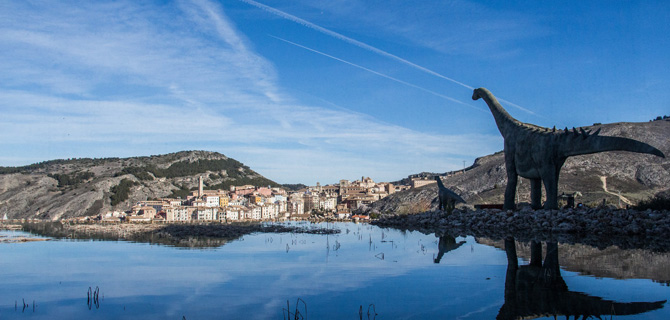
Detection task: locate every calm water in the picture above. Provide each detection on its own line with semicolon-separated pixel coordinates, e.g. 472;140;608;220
1;222;668;319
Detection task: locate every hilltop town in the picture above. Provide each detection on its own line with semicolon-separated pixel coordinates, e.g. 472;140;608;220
102;176;439;223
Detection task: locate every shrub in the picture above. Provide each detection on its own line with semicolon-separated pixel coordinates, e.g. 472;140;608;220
169;184;193;199
110;179;137;206
118;167;154;181
634;195;670;211
48;171;95;187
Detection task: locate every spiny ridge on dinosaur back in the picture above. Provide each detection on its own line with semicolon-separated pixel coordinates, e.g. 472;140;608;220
472;87;658;148
511;117;602;138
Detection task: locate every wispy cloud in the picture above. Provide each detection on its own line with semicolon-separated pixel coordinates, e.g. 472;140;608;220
0;0;503;183
287;0;548;59
240;0;474;90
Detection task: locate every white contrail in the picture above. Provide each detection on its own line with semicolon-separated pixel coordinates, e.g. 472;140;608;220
498;98;536;115
270;35;486;112
240;0;472;89
241;0;536;116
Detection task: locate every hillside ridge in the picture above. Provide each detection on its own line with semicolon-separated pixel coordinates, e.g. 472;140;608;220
361;119;670;214
0;151;278;220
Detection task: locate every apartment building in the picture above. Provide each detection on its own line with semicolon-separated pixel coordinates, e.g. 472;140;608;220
166;206;196;221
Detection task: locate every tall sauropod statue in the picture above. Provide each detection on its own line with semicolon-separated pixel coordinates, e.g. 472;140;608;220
472;87;665;210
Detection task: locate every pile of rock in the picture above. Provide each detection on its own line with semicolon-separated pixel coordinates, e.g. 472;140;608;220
372;207;670;252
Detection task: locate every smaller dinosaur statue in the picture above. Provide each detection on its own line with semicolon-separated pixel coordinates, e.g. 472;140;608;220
435;176;466;213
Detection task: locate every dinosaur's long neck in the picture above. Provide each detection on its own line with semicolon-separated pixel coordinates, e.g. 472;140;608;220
435;177;446;190
473;88;521;137
561;134;665;158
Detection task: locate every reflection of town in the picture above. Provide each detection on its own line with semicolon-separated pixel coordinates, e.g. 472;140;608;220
432;236;667;319
102;176;427;223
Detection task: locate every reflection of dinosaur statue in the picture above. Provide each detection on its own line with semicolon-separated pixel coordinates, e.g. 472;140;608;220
433;235;466;263
497;238;666;320
435;176;465;213
472;88;666;210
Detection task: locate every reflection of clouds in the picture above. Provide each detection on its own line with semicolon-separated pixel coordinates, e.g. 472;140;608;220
3;224;486;318
0;241;234;305
172;225;505;318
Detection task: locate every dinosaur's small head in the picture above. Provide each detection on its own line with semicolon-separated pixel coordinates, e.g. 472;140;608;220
472;88;485;101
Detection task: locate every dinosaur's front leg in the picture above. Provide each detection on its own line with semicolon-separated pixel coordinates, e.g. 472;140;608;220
504;171;518;210
530;179;542;210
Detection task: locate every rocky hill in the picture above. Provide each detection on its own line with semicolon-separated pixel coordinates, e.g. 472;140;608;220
0;151;279;220
362;119;670;214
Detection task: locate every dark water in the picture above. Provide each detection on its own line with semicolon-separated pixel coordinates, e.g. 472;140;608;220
1;223;668;319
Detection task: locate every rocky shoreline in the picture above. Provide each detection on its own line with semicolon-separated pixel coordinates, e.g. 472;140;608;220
372;207;670;252
5;207;670;251
0;235;49;243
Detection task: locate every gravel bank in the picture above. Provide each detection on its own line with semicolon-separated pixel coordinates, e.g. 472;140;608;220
372;207;670;252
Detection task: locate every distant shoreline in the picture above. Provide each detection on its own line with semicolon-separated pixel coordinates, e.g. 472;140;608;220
0;225;49;243
4;220;341;248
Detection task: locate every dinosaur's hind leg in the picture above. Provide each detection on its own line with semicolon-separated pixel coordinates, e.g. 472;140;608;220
541;169;560;210
446;200;455;215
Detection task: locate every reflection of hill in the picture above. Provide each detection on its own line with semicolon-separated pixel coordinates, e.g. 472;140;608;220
19;222;340;249
479;238;670;282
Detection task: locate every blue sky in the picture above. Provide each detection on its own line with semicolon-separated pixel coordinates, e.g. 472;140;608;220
1;1;668;184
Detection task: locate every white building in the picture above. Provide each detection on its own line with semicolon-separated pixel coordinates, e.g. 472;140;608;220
288;199;304;216
196;207;217;221
261;203;278;220
319;196;337;211
229;198;247;206
225;206;245;221
203;195;220;207
164;199;182;207
272;194;287;203
249;205;262;220
275;200;287;215
166;206;195;222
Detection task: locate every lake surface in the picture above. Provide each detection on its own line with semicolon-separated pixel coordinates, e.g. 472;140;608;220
1;222;668;319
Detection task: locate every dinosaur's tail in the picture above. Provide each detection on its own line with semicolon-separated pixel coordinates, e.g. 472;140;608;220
561;131;665;158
